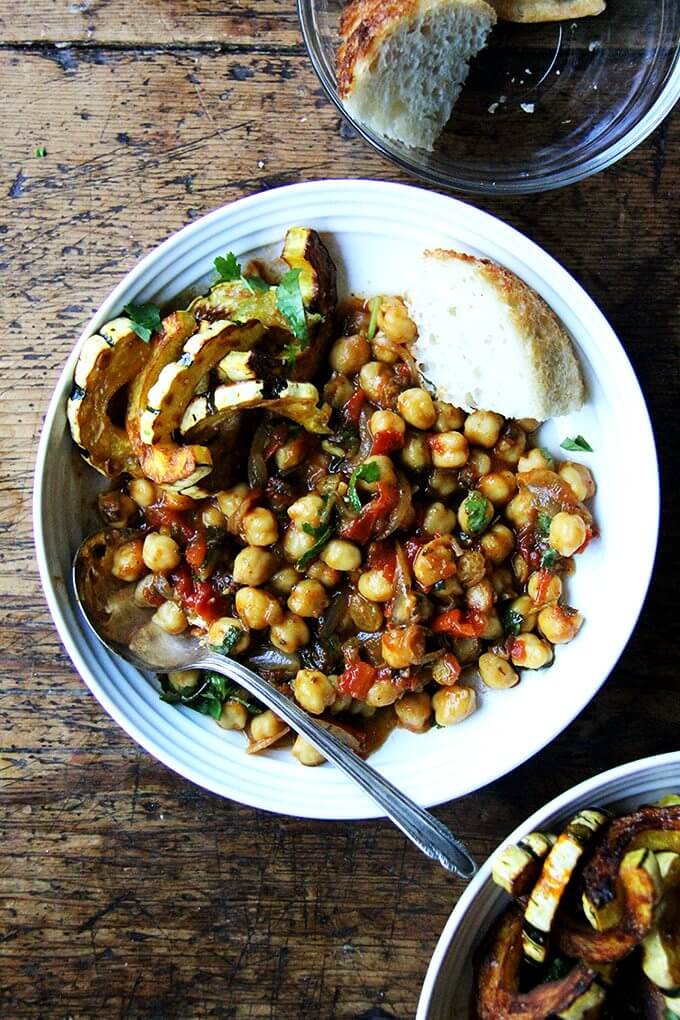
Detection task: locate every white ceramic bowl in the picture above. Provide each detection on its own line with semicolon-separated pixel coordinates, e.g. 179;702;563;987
417;751;680;1020
34;180;659;819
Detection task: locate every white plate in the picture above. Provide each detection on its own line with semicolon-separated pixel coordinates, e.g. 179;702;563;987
33;180;659;820
417;751;680;1020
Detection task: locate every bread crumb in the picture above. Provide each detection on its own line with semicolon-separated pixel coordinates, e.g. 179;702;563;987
520;102;535;114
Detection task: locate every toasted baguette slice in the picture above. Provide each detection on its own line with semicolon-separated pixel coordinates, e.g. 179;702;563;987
336;0;496;151
490;0;605;22
406;249;585;420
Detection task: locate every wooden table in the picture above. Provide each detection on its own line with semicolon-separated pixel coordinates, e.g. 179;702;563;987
2;4;678;1017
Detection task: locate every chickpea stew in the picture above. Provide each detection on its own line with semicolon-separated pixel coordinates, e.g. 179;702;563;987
70;228;597;765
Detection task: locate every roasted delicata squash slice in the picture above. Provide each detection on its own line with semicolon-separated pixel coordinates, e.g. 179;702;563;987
67;317;150;477
280;226;337;381
189;279;288;331
642;853;680;1015
181;380;332;437
523;809;609;964
476;906;596;1020
492;831;557;900
556;964;616;1020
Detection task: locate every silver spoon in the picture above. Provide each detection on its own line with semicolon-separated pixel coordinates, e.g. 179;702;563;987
73;528;477;878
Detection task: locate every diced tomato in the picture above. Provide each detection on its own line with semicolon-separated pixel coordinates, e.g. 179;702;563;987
508;637;525;661
145;504;194;543
366;541;396;581
185;528;208;569
171;564;230;625
533;568;554;605
394;363;412;388
337;657;377;700
371;429;404;455
403;535;429;568
263;424;289;461
340;483;399;544
431;609;486;638
343;387;366;423
575;525;595;555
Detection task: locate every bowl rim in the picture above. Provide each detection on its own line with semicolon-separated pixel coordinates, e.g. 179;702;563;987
296;0;680;196
33;178;660;818
417;749;680;1019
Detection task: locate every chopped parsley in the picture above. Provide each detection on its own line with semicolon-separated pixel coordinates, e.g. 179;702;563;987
347;461;381;513
160;671;262;720
538;447;555;468
123;302;162;343
501;606;524;636
297;523;334;570
276;268;309;345
461;491;491;534
540;548;559;571
536;511;552;538
209;625;243;657
366;296;381;340
35;146;47;158
561;435;593;453
214;251;269;292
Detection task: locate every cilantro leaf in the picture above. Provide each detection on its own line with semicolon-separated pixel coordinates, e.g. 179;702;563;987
123;302;162;343
214;252;242;282
244;274;269;294
297;525;334;570
35;146;47;158
538;447;555;468
366;296;381;341
276;269;309;345
561;435;593;453
210;625;243;657
347;461;381;513
536;511;552;538
461;491;491;534
501;606;524;636
159;670;262;719
541;548;559;571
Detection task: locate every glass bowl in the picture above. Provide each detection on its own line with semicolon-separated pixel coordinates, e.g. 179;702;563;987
298;0;680;195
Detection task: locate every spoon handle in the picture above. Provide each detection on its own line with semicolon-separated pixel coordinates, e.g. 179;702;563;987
198;653;477;879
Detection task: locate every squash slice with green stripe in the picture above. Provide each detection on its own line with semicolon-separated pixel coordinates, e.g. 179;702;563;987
67;317;149;478
642;852;680;1016
493;831;557;900
181;379;331;439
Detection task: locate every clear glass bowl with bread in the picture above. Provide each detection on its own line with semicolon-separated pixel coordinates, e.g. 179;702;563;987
298;0;680;195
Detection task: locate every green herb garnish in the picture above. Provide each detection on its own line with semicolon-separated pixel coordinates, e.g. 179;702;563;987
536;511;552;538
561;435;593;453
276;268;309;346
366;296;381;341
540;548;559;571
123;302;162;343
501;606;524;636
346;461;381;513
462;491;491;534
538;447;555;468
210;625;243;657
297;525;334;570
214;251;242;282
244;275;269;293
160;671;262;720
35;146;47;158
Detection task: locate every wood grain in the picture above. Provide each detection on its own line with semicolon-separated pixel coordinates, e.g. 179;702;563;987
1;20;679;1020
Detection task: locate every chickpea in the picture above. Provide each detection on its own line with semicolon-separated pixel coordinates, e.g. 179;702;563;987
306;560;341;588
329;334;371;375
431;576;463;600
479;610;504;642
381;625;427;669
509;594;538;634
458;492;494;535
465;578;495;614
216;483;249;522
365;678;401;708
287;494;325;529
429;468;457;497
432;653;462;687
283;525;316;563
400;432;432;472
269;566;301;596
275;438;306;472
348;592;384;631
321;539;362;572
478;470;517;506
527;570;563;606
467;449;492;477
250;710;287;744
397;387;438;432
490;567;515;599
357;454;396;491
481;523;515;565
433;401;465;432
152;600;188;635
142;532;181;574
201;505;226;529
464;410;505;449
457;550;486;587
133;573;169;608
292;735;325;767
233;547;277;587
357;569;394;602
372;335;401;364
559;462;596;502
428;431;469;469
330;693;353;716
217;700;249;731
324;373;353;408
167;669;200;693
518;447;554;473
288;579;329;618
516;417;541;433
505;489;534;529
98;490;136;528
549;511;588;557
395;692;432;732
348;700;376;719
432;686;477;726
452;637;483;664
377;296;417;343
413;536;457;587
159;488;194;511
270;612;310;654
370;409;405;439
292;669;336;715
538;604;583;644
512;553;530;587
207;616;250;653
494;424;527;465
479;652;519;689
242;507;278;547
510;633;554;669
423;502;457;535
235;588;283;630
359;361;397;406
111;538;146;581
128;478;156;508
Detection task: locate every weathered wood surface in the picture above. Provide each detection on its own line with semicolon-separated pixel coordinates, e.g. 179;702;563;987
1;6;679;1018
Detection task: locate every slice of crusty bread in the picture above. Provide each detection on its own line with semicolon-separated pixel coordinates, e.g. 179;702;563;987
489;0;605;22
406;249;585;420
336;0;496;151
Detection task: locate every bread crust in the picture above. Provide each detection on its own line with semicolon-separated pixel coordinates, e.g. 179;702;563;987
336;0;495;98
490;0;605;23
